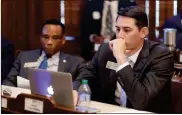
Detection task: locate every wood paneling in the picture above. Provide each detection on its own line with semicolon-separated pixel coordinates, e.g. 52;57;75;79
42;0;60;20
2;0;28;50
64;0;83;37
27;0;42;50
2;0;60;50
2;0;180;55
159;1;167;27
159;0;174;39
166;0;174;19
177;0;182;13
148;0;156;41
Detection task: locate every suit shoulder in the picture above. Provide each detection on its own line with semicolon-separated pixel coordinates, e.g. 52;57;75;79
101;43;110;49
99;43;111;52
98;43;112;55
149;40;171;55
19;49;41;56
1;37;14;49
64;54;85;62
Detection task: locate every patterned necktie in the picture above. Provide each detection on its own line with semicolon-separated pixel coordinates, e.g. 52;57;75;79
120;58;134;106
38;56;48;69
105;4;114;36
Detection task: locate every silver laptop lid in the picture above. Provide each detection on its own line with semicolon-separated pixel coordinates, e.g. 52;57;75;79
28;68;74;109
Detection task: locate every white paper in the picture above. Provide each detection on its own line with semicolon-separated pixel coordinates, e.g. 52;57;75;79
94;44;101;51
17;76;30;89
1;97;8;108
89;101;151;113
1;85;31;98
111;109;152;113
24;98;44;113
180;53;182;63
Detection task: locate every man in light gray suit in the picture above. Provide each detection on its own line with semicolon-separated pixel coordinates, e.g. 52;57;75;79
3;19;86;87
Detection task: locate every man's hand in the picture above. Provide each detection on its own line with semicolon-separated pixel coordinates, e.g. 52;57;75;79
73;90;78;106
109;39;127;64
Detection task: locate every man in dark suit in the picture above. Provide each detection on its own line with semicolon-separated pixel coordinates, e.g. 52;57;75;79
162;13;182;50
1;36;15;83
80;0;136;61
3;19;86;87
73;6;174;113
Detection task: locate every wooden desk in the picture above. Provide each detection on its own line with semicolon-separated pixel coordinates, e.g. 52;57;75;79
1;93;151;114
1;85;150;113
172;63;182;113
1;93;82;114
171;81;182;113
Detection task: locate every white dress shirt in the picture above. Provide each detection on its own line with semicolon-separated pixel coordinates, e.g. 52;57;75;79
38;51;60;72
115;48;142;105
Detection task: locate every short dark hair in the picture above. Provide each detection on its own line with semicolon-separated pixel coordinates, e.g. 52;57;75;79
41;19;65;34
117;6;148;29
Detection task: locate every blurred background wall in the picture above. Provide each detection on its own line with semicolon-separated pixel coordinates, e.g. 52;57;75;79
2;0;182;56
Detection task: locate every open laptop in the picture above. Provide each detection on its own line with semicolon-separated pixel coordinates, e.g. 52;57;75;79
28;68;74;109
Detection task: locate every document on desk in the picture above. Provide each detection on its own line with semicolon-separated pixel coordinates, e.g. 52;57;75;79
17;76;30;89
111;109;152;113
2;85;31;98
89;101;152;113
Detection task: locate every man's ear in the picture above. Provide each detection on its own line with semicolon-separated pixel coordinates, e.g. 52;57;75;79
140;27;149;39
62;36;66;45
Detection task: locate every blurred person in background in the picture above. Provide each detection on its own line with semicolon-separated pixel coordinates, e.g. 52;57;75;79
1;35;15;83
80;0;136;61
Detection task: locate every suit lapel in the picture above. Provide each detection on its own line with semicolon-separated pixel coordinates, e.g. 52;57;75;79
30;49;42;62
109;54;118;89
133;40;150;78
58;52;68;72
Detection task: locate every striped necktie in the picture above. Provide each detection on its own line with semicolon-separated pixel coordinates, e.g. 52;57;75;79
120;58;134;106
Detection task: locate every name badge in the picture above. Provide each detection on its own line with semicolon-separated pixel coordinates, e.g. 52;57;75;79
24;62;39;68
106;61;120;71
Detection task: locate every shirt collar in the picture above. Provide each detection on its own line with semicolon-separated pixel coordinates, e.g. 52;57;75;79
41;51;60;59
51;52;60;59
41;51;60;66
128;47;142;64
